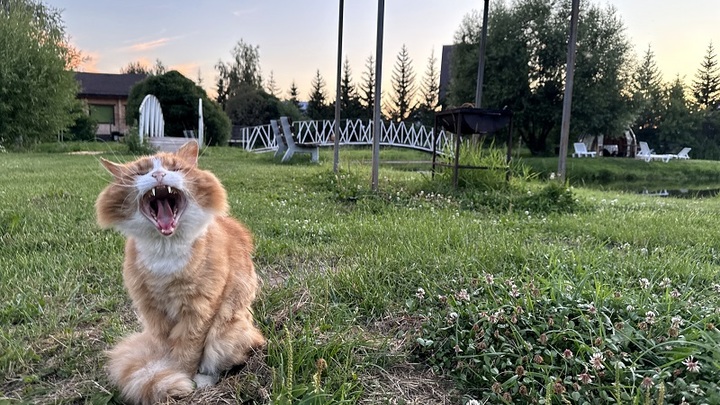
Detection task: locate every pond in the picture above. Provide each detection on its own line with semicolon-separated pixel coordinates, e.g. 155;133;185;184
638;187;720;199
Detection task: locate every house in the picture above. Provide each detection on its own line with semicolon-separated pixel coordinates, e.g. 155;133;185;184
74;72;148;140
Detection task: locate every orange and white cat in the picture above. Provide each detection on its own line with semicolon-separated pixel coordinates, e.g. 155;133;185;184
96;141;266;405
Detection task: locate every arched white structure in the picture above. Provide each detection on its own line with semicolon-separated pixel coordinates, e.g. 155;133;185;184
138;94;164;142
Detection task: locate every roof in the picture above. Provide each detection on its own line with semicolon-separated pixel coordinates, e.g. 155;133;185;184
74;72;148;98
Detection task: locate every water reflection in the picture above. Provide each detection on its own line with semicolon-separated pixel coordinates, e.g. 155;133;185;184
640;188;720;199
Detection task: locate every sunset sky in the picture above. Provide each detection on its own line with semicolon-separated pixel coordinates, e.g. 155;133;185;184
50;0;719;100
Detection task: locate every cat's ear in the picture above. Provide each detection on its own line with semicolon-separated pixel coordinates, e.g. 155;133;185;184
100;158;125;178
177;141;199;167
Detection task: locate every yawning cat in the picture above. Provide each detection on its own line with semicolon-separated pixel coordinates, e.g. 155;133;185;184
96;141;266;404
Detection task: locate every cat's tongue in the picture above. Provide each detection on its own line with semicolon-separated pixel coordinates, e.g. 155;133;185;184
156;199;176;235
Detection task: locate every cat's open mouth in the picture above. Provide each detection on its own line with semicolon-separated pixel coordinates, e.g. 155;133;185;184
139;185;187;236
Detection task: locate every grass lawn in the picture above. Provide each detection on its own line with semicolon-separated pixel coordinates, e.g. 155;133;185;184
1;145;719;404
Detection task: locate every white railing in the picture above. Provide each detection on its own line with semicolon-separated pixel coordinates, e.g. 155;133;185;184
233;119;451;154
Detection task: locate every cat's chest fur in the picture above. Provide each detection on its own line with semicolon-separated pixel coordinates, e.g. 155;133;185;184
134;237;194;276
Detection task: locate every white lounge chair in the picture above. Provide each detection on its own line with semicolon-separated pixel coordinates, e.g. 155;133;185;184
279;116;319;163
572;142;596;158
270;120;287;159
637;141;672;163
672;147;691;160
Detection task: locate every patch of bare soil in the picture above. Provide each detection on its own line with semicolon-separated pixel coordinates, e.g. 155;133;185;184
359;362;458;405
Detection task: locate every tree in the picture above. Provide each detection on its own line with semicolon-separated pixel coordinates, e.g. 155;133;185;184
153;59;166;75
334;57;363;118
0;0;80;148
658;77;699;154
358;55;375;120
288;80;301;110
410;49;440;126
266;70;280;97
630;46;665;148
121;59;166;75
387;44;417;122
121;61;152;75
448;0;634;155
215;39;263;109
224;82;280;127
126;71;230;145
306;69;330;120
691;41;720;110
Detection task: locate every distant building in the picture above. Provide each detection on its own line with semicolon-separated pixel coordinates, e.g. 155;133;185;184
74;72;148;140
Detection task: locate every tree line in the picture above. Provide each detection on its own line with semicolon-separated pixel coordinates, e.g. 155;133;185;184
2;0;718;156
447;1;719;158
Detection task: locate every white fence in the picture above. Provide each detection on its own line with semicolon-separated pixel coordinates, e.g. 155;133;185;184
232;119;452;154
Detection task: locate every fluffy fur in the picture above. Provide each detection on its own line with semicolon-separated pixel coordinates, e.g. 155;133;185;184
96;142;266;405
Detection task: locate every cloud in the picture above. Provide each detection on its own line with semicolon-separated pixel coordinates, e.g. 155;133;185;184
171;62;200;79
126;37;173;52
78;51;101;72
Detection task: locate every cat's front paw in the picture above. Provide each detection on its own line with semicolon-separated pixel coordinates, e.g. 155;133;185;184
193;373;219;388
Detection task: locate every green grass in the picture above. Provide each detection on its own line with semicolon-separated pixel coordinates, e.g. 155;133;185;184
0;145;719;404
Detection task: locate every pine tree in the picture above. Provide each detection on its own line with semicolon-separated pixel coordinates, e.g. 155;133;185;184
388;44;417;122
266;70;280;97
410;49;440;125
632;45;665;146
338;57;363;118
692;41;720;110
288;80;301;109
358;55;375;120
658;76;697;153
306;70;329;120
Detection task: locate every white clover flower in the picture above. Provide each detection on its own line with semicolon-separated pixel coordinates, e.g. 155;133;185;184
639;278;650;289
484;273;494;285
671;315;684;328
683;356;701;373
589;351;605;370
455;289;470;302
659;277;672;288
415;288;425;300
645;311;657;324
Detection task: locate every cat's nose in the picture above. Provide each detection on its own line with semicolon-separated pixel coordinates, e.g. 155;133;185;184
151;171;166;182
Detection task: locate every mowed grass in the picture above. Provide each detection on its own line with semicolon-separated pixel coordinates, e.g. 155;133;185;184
1;146;719;404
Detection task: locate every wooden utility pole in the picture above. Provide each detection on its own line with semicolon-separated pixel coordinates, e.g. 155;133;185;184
557;0;580;181
333;0;344;173
371;0;385;191
474;0;490;108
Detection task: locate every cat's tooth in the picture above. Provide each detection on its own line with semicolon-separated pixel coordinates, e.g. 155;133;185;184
151;188;156;197
168;186;174;194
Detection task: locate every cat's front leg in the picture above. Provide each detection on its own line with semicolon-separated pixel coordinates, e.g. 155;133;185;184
167;311;212;374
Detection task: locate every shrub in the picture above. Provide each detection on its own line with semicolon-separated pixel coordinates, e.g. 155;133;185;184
123;125;155;155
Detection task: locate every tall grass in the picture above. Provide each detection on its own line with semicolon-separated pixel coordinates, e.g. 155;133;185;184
0;146;718;404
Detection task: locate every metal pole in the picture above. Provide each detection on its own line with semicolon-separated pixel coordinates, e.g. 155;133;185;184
333;0;344;173
371;0;385;191
557;0;579;181
474;0;489;108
